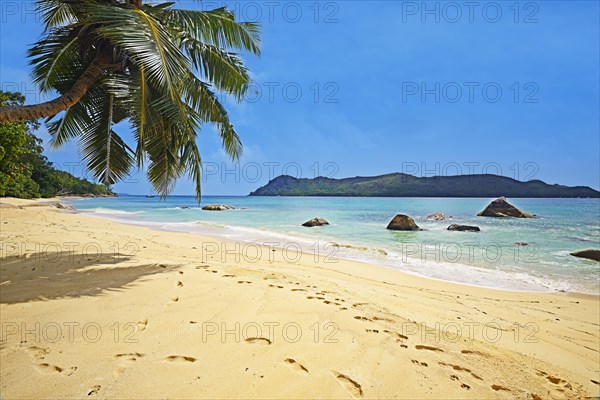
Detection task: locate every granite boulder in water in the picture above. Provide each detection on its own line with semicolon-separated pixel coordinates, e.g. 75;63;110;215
426;212;446;221
302;218;329;227
570;250;600;261
386;214;420;231
477;197;533;218
202;204;235;211
447;224;480;232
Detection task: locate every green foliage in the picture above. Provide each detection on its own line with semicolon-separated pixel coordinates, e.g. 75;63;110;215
249;174;600;198
0;91;113;199
30;0;260;199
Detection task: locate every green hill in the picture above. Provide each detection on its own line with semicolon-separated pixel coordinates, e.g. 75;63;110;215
0;91;115;199
249;173;600;198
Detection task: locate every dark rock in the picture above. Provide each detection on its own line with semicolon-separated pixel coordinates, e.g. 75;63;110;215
202;204;235;211
387;214;420;231
513;242;529;246
447;224;480;232
302;218;329;227
477;197;533;218
570;250;600;261
426;212;446;221
54;202;75;211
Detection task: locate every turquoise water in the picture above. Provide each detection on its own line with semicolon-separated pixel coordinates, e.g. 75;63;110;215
70;196;600;294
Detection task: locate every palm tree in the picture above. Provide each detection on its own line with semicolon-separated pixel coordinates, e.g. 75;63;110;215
0;0;260;198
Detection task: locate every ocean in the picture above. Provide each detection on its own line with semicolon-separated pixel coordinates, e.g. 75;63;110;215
69;196;600;295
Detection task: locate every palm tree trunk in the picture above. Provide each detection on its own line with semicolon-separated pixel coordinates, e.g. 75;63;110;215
0;54;110;124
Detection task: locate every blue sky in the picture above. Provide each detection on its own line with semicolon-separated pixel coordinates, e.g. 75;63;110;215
1;0;599;195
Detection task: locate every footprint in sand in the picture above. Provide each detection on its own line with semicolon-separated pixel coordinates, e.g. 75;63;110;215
291;288;307;292
25;346;49;360
170;297;179;303
334;372;363;398
137;319;148;332
438;362;482;380
449;374;470;390
284;358;308;374
177;281;183;287
245;337;272;345
546;376;565;385
35;363;76;376
269;284;284;289
460;349;488;357
113;353;144;377
164;355;197;363
372;316;394;323
415;345;443;352
114;353;145;361
237;281;252;284
383;330;409;341
222;274;236;278
87;385;101;396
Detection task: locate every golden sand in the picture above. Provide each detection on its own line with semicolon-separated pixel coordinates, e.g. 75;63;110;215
0;198;598;399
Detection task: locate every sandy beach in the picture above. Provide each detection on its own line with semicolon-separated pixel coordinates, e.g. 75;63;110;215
0;198;598;399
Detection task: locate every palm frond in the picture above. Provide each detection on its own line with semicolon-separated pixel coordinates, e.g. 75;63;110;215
180;130;203;199
145;121;184;197
46;91;96;148
182;73;242;159
78;88;135;184
183;38;250;100
127;64;154;165
29;27;84;92
36;0;76;29
22;1;260;198
78;3;190;98
166;8;261;55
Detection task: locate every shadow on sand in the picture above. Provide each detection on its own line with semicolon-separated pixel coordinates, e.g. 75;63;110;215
0;251;176;304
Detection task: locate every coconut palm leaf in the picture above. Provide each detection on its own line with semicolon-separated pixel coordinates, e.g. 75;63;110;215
0;0;260;200
37;0;76;29
29;27;85;92
183;37;250;100
77;3;190;97
182;73;242;159
79;89;134;184
165;8;260;55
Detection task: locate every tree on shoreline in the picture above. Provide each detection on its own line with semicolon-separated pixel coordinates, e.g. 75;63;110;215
0;0;260;198
0;91;114;198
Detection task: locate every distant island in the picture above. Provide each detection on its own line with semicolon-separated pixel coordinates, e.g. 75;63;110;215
249;173;600;198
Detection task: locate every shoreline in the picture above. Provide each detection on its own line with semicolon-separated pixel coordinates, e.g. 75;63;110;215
71;200;600;296
1;197;599;399
80;209;600;297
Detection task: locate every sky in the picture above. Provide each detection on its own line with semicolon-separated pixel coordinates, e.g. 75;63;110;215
1;0;599;195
